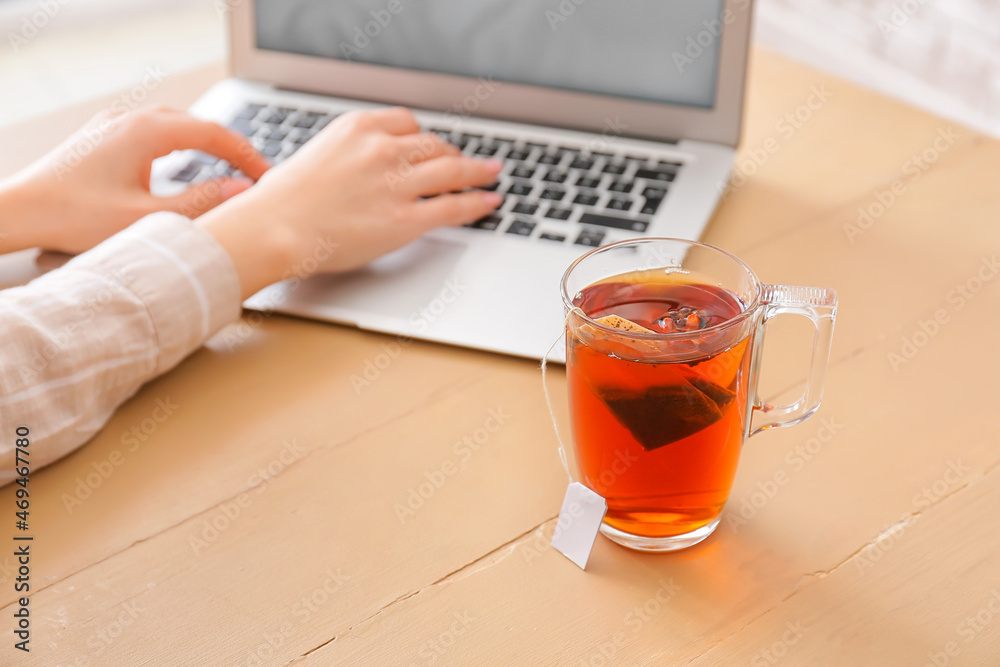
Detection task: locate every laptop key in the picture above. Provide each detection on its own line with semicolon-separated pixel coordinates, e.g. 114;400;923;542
506;148;531;161
570;157;595;170
574;193;600;206
265;126;289;142
511;165;535;179
236;103;264;120
512;202;539;215
263;110;289;125
537;154;561;165
642;186;668;199
313;114;336;131
575;229;606;247
542;170;568;184
636;168;677;182
506;219;536;236
540;233;566;242
228;118;255;137
261;141;283;157
608;180;632;193
190;151;220;167
607;198;634;212
170;163;201;183
580;212;650;232
603;162;627;175
641;198;664;216
475;144;499;156
575;175;602;189
545;206;572;221
540;188;565;201
658;160;683;170
468;214;503;231
506;181;534;197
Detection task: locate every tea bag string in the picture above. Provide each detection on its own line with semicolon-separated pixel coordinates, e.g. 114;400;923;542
540;310;582;485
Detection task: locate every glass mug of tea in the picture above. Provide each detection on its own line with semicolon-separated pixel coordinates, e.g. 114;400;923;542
561;238;837;552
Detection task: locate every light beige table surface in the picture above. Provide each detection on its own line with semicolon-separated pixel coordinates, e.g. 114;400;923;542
1;49;999;666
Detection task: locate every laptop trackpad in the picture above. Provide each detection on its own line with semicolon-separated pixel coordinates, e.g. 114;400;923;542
248;237;466;323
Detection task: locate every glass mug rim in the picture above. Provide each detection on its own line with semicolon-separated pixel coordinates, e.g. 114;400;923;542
560;237;763;339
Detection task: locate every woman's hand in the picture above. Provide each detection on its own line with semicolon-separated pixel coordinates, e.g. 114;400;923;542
197;107;503;299
0;106;271;255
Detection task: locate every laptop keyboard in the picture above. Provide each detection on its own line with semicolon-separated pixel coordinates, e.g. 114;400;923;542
170;102;684;248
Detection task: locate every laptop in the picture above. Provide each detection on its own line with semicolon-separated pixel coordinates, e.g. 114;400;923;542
151;0;753;360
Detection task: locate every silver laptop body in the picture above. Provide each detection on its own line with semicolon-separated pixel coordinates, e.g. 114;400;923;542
151;0;754;360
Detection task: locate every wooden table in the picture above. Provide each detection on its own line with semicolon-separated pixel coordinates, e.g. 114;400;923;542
3;48;1000;665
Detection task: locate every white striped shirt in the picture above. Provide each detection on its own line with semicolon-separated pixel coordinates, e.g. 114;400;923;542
0;212;241;486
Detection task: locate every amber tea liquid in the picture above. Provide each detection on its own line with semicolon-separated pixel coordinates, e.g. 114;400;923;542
568;273;753;540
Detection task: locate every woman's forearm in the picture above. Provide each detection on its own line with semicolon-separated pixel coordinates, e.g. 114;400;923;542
0;212;241;485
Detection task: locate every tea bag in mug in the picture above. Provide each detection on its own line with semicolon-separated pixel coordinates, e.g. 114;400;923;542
587;315;736;451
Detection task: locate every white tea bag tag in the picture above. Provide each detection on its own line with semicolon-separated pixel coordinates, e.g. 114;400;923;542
551;482;608;570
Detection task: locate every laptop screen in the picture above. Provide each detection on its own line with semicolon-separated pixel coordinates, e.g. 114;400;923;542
255;1;726;110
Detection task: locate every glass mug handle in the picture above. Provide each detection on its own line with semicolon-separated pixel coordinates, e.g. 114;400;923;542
749;284;838;436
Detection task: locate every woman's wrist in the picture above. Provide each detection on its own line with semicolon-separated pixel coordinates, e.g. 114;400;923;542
0;177;44;254
195;190;298;300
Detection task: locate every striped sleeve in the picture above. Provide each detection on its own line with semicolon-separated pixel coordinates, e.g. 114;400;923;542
0;212;242;486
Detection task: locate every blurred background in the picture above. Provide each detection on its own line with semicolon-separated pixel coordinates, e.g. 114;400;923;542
0;0;997;137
